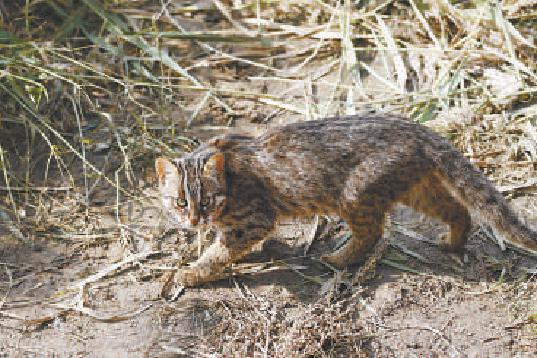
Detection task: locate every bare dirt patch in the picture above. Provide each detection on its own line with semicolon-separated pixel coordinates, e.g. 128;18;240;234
1;184;536;356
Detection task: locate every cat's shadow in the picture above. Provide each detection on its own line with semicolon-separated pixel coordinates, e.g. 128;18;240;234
199;227;537;304
182;234;335;300
232;238;334;303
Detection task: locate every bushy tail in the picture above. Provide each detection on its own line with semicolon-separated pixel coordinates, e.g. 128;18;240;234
430;137;537;252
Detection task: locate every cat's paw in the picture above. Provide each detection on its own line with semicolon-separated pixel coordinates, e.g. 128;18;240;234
321;252;347;270
438;233;465;253
176;265;229;287
175;267;202;287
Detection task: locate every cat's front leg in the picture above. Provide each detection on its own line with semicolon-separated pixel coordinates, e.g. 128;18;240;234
177;226;272;286
177;239;232;286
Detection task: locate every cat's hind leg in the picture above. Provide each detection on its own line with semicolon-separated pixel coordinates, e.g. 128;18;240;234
322;153;429;269
399;171;471;252
321;206;387;269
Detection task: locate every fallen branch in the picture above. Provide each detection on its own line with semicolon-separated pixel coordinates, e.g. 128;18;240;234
69;250;161;290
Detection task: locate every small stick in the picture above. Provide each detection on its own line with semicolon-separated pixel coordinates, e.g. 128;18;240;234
69;250;161;290
0;186;72;192
0;209;33;247
376;323;462;357
304;215;320;255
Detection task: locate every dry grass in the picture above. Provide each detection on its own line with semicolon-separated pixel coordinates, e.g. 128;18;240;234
1;0;536;194
1;0;536;356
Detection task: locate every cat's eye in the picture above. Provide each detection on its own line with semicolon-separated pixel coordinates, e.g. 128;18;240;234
200;197;211;208
176;199;187;208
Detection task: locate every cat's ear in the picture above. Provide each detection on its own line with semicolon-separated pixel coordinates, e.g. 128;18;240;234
155;158;181;204
203;152;226;193
203;152;225;175
203;153;227;218
155;158;179;184
155;158;181;211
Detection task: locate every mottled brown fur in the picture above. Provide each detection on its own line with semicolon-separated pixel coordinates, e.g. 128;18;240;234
156;115;537;286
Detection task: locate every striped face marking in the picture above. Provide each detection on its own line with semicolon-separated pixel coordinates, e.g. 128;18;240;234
156;152;227;227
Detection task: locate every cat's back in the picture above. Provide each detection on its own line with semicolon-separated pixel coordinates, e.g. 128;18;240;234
257;115;428;156
196;115;430;157
198;115;445;171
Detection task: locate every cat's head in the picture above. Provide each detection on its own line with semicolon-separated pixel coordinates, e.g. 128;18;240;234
155;152;227;227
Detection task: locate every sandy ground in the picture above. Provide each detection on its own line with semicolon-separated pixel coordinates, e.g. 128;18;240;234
1;176;535;357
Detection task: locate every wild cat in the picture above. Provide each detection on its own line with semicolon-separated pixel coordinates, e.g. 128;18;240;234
156;115;537;286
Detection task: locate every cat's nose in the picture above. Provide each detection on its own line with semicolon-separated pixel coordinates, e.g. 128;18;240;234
189;214;199;226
